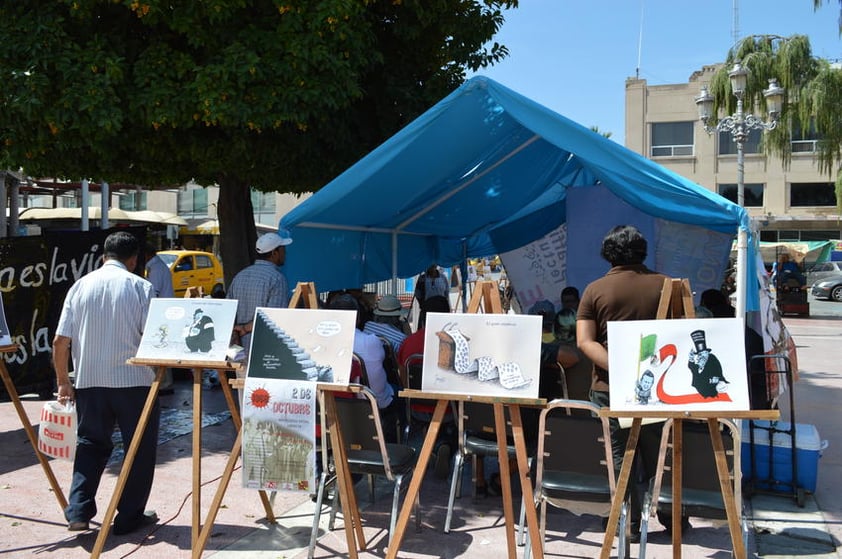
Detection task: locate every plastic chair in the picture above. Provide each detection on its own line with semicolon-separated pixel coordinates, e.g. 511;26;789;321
444;400;532;542
639;418;745;558
524;399;628;559
309;385;420;552
401;352;456;443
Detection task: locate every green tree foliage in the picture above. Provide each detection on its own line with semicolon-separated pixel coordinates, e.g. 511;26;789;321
710;34;842;178
0;0;516;283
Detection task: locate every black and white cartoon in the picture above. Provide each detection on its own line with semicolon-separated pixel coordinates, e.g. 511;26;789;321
635;369;655;404
687;329;729;398
185;308;215;352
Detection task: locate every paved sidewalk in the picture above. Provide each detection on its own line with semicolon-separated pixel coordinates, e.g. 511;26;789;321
0;316;840;558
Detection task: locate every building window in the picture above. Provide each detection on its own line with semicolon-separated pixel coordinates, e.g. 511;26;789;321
178;187;209;217
790;182;836;207
717;183;764;207
651;122;694;157
718;128;762;155
801;230;839;241
251;189;277;226
791;118;820;153
119;191;147;211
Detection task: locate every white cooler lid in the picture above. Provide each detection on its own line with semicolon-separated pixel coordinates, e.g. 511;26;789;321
741;420;822;451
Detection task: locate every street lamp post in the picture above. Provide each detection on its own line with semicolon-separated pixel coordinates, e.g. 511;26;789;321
695;62;785;207
694;62;785;317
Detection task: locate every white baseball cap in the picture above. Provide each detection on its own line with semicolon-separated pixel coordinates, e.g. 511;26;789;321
255;229;293;254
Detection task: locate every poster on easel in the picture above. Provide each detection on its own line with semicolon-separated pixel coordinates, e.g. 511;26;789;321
136;298;238;362
0;293;11;346
241;377;316;492
607;317;750;412
246;307;356;384
421;312;542;398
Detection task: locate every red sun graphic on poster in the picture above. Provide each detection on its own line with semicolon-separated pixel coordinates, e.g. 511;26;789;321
248;387;271;408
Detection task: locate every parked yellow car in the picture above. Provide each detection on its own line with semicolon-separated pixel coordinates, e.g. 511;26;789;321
157;250;224;297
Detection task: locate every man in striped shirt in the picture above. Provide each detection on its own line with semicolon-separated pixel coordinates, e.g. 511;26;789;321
53;231;160;535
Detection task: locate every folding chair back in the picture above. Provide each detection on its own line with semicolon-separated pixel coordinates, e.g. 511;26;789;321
526;399;626;559
310;385;418;553
640;418;743;558
445;401;533;539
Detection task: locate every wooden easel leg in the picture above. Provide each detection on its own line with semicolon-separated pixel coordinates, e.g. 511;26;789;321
220;370;275;522
191;367;203;549
385;399;448;559
600;418;641;559
194;428;244;558
672;419;683;559
708;418;746;559
494;402;517;559
509;404;543;559
0;361;67;510
324;392;363;558
90;366;165;559
220;370;241;429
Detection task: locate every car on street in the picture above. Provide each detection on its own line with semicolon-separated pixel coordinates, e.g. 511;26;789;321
805;261;842;287
157;250;224;297
810;273;842;302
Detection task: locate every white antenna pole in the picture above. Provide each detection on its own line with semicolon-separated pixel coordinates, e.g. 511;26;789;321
636;0;644;79
732;0;740;48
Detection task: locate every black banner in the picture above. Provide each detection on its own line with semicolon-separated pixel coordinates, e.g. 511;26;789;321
0;226;146;399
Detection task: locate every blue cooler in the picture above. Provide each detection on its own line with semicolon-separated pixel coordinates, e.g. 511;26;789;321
741;420;824;493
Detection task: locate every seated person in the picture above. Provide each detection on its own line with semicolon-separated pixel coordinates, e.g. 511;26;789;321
772;253;806;289
559;285;580;312
529;299;559;363
699;288;735;318
553;308;593;402
329;293;403;442
363;294;409;353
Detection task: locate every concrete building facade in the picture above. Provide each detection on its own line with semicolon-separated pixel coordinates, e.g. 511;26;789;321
625;64;840;242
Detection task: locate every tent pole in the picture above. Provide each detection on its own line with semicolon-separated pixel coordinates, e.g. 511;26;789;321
735;228;747;319
460;244;468;313
391;231;398;294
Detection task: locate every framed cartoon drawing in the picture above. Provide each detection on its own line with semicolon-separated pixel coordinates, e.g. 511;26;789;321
246;307;356;385
136;298;238;363
607;317;750;412
421;312;542;399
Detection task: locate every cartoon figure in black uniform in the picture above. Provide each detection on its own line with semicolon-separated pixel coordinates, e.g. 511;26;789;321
185;308;215;352
635;370;655;404
687;329;728;398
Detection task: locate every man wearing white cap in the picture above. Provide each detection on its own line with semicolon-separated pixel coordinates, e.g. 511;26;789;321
228;229;293;352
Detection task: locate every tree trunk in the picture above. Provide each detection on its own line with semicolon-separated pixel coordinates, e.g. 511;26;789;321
217;176;257;289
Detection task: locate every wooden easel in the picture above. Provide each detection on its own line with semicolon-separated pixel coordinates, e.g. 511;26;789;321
289;281;319;309
89;357;275;559
386;280;547;559
0;344;68;511
598;278;779;559
205;282;367;559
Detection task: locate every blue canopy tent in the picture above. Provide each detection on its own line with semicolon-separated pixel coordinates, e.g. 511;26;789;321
281;76;759;313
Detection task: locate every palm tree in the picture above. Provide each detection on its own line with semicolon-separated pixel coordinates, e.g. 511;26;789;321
813;0;842;35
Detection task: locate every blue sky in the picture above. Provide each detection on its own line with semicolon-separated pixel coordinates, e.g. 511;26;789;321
472;0;841;145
